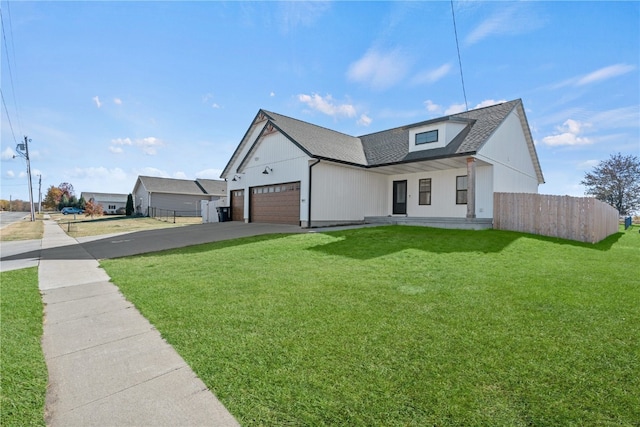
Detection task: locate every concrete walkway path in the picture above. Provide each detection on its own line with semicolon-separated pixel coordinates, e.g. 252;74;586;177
38;219;240;427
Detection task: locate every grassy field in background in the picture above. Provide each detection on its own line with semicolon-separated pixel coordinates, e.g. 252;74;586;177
0;218;44;241
0;213;201;241
102;225;640;426
0;267;47;427
52;214;201;238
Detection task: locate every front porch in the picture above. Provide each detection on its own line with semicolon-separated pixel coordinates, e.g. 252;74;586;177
364;216;493;230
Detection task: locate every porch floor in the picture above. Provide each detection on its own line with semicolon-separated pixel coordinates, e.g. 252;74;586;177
364;216;493;230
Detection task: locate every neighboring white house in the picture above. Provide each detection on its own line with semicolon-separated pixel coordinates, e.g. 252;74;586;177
132;176;227;217
80;192;128;215
221;99;544;229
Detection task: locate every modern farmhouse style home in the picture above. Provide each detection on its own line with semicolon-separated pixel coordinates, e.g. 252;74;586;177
221;99;544;228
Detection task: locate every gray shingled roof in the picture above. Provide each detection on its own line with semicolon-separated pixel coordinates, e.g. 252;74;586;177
137;176;207;195
263;111;368;165
232;99;543;183
196;178;227;196
359;100;520;165
261;100;520;167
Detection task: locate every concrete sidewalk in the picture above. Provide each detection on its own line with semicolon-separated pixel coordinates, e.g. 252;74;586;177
38;219;239;427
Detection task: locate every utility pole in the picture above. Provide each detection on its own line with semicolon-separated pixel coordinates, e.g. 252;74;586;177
14;136;35;221
38;174;42;214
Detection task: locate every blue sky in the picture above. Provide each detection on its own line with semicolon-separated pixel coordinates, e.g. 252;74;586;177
2;1;638;202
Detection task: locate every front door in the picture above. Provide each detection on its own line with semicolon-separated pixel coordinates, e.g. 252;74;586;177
392;180;407;215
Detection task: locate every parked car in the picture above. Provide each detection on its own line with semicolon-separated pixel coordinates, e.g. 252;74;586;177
61;207;83;215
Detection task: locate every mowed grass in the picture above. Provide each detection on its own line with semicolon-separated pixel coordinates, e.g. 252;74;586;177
0;267;47;427
101;225;640;426
51;214;202;238
0;218;44;241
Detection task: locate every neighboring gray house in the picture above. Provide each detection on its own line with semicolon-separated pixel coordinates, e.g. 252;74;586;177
222;99;544;228
132;176;227;216
80;192;128;215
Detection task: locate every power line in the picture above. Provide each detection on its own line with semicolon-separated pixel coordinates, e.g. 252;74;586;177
450;0;468;113
1;3;23;136
0;88;18;144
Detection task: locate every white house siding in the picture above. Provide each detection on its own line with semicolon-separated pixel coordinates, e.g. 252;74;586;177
476;110;540;194
310;162;387;226
475;165;494;218
228;120;271;177
390;168;471;218
228;132;310;222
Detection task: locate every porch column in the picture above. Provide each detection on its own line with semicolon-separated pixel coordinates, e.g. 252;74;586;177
466;157;476;219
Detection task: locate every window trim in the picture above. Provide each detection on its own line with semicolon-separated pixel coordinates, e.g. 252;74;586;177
415;129;438;145
456;175;468;205
418;178;432;205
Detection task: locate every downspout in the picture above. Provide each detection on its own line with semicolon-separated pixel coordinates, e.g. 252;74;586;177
307;159;320;228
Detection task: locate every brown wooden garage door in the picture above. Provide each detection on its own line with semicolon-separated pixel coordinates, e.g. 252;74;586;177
250;182;300;225
231;190;244;221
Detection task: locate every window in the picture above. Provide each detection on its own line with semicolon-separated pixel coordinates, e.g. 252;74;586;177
456;176;468;204
415;130;438;145
419;178;431;205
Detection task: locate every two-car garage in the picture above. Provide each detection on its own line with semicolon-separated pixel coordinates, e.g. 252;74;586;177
230;182;301;225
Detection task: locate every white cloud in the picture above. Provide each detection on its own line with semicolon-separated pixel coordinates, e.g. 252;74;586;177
196;168;223;179
109;136;163;155
441;99;506;116
69;166;128;181
473;99;507;109
138;137;163;155
92;96;102;108
550;63;637;89
113;98;123;105
202;93;220;108
135;167;170;178
357;114;372;126
111;137;133;146
424;100;441;113
270;91;276;97
5;170;15;178
1;147;16;160
411;63;451;85
298;93;356;118
173;171;188;180
465;4;543;46
576;63;636;86
444;103;467;115
347;48;411;90
541;119;593;146
589;105;640;130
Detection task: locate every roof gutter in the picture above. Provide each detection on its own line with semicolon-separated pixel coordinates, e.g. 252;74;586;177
307;159;320;228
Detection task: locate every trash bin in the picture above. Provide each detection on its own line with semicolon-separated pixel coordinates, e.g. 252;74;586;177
217;207;230;222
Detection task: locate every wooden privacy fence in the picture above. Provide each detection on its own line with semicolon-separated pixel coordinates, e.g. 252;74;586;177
493;193;619;243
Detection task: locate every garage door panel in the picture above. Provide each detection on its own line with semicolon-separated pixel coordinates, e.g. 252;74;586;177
250;182;300;225
231;190;244;221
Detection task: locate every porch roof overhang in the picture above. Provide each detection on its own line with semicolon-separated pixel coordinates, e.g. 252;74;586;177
328;152;490;175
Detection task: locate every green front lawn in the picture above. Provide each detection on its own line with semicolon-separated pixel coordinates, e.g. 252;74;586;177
101;225;640;426
0;267;47;427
